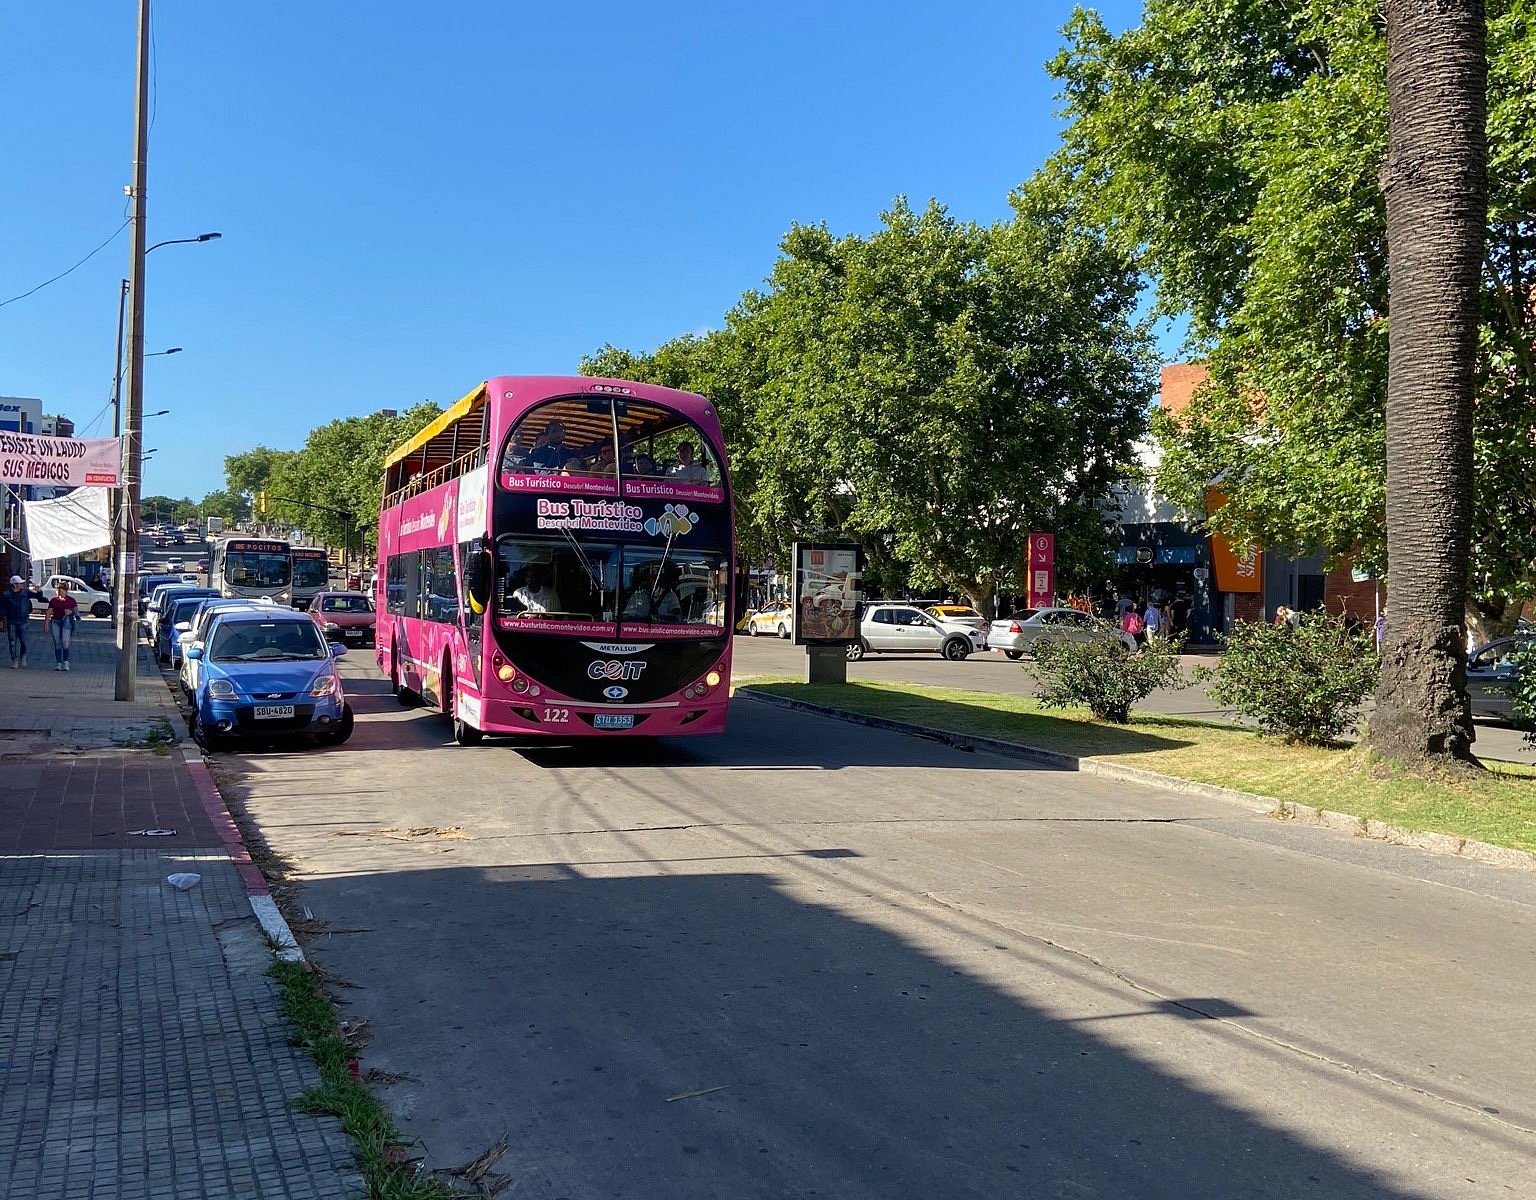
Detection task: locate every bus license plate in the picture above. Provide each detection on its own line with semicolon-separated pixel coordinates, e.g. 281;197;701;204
593;713;634;731
253;704;296;720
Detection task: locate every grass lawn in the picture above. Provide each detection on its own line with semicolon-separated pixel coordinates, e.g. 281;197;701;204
740;680;1536;855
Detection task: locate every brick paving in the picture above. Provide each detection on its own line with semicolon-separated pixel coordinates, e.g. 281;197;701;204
0;618;361;1199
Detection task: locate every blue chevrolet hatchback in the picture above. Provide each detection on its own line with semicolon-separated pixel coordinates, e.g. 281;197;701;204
186;609;354;749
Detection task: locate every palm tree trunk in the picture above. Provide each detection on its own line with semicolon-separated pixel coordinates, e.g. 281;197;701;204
1367;0;1487;767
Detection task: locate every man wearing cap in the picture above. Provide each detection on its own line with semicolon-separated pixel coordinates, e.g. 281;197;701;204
1;575;43;668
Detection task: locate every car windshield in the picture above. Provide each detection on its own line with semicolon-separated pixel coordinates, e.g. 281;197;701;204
321;595;373;613
208;620;328;661
293;557;330;589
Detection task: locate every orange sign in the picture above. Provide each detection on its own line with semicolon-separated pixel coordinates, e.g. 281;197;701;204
1205;489;1262;593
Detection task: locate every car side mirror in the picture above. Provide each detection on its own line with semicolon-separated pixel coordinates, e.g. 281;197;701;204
174;622;192;632
185;647;202;661
330;642;348;657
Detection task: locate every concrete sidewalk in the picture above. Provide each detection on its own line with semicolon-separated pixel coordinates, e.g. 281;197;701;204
0;616;359;1199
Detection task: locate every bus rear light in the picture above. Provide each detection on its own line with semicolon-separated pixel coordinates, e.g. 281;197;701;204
511;677;528;693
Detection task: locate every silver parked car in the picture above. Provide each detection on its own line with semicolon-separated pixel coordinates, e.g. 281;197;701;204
987;607;1138;659
847;603;986;661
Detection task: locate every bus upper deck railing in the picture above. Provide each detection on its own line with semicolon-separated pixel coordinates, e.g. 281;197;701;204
383;446;488;510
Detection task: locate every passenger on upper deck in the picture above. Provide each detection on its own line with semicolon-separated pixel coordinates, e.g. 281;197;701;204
667;441;711;484
529;421;579;471
502;429;535;471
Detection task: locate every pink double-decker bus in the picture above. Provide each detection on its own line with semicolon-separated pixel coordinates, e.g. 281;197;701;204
376;376;734;744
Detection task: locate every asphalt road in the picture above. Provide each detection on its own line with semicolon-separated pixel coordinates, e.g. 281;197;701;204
212;654;1536;1200
731;630;1536;766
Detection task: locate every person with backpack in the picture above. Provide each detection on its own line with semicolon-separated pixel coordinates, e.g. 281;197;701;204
1121;604;1146;647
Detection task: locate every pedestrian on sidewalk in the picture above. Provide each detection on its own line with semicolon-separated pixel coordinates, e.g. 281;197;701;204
1;575;42;668
45;581;79;671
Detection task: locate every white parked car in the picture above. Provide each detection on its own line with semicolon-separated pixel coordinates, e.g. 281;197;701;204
987;607;1137;659
846;603;986;661
32;575;114;618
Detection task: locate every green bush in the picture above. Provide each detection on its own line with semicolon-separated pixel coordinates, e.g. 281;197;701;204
1198;612;1377;746
1030;633;1186;723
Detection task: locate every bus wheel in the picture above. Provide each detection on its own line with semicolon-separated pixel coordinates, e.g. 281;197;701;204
392;646;416;706
447;679;483;746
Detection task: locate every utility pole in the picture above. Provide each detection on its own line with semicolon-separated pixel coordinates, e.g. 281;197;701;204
113;0;150;702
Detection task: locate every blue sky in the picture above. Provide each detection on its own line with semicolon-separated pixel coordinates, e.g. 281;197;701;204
1;1;1146;502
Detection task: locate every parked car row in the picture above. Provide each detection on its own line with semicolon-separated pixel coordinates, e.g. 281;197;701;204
139;584;375;751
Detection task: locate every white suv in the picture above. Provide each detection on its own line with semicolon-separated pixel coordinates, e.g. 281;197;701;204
847;603;985;661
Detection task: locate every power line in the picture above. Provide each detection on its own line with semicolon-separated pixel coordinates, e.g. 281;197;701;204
0;220;131;311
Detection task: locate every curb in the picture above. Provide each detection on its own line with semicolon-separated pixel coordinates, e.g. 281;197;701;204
737;688;1536;873
179;747;304;962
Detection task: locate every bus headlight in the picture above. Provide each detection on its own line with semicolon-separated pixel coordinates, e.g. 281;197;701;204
496;663;517;683
511;677;528;693
705;671;721;688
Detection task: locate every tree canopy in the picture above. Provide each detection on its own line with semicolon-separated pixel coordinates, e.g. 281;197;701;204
587;185;1156;612
1049;0;1536;624
222;404;440;552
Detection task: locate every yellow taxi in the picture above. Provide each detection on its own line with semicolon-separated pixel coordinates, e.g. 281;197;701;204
922;604;989;638
742;599;794;638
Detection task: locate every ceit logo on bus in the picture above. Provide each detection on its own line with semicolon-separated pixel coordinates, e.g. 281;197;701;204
588;659;647;682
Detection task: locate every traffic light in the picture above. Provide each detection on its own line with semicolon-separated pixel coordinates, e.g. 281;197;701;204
256;491;268;515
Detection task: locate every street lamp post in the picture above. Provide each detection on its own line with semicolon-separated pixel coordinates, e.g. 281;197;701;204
112;0;152;702
107;17;220;704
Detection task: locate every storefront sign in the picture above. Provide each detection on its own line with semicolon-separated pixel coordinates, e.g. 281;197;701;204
1205;489;1262;593
1027;533;1055;610
0;433;120;487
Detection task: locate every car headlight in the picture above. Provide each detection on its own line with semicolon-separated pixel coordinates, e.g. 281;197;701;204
309;674;338;697
323;622;340;631
208;679;236;698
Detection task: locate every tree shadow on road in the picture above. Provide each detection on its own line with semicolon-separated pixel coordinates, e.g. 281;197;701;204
298;862;1508;1199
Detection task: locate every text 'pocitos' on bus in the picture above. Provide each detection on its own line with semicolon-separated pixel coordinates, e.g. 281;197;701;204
376;376;734;743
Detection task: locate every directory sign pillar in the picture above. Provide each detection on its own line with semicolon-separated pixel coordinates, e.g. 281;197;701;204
1027;532;1055;611
792;541;864;684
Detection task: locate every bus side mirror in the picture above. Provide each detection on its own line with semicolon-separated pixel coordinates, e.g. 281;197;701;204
466;549;492;612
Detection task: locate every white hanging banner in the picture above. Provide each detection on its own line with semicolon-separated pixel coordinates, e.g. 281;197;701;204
0;432;121;487
22;487;112;562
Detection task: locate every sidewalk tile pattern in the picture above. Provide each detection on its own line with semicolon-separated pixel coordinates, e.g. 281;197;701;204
0;852;360;1199
0;752;218;853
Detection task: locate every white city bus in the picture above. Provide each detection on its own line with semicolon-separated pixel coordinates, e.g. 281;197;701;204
208;536;292;604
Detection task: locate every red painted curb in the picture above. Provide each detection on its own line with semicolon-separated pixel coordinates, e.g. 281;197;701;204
180;750;270;896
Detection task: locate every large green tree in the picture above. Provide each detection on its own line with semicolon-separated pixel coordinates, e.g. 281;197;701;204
1050;0;1536;636
589;188;1154;614
268;404;441;552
